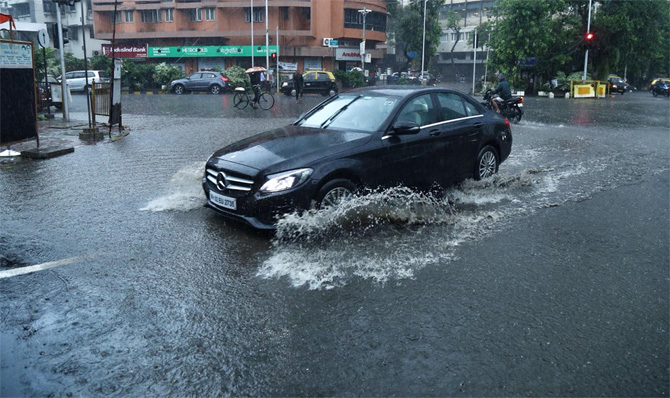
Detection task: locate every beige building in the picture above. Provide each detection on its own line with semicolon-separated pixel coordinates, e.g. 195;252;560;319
91;0;387;74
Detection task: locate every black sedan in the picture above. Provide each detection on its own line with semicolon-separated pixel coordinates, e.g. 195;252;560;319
203;87;513;230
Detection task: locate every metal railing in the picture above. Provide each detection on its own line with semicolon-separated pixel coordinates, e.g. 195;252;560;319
91;80;111;125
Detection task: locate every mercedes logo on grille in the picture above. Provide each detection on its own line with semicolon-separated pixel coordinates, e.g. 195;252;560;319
216;172;228;190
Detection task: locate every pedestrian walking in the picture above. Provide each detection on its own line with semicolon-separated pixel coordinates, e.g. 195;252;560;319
293;70;304;102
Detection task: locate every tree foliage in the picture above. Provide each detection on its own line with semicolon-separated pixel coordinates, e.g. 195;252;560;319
488;0;670;86
392;0;445;71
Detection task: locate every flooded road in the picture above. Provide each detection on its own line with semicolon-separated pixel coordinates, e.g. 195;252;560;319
1;89;668;396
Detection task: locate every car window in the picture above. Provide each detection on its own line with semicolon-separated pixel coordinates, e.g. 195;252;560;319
99;71;109;78
65;72;74;79
203;73;216;78
189;73;201;79
298;94;399;132
304;72;316;82
87;72;95;77
74;72;86;79
396;94;436;126
317;73;330;82
463;98;481;116
436;92;467;121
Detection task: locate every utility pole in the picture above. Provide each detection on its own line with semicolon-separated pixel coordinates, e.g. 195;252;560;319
582;0;592;82
264;0;269;71
55;4;69;121
421;0;427;81
250;0;254;67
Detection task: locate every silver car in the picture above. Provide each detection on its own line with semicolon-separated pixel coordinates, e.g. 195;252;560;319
58;70;110;92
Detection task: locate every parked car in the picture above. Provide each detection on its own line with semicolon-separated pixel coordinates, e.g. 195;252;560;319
280;70;338;97
57;70;110;92
170;72;230;94
607;75;627;95
203;87;513;230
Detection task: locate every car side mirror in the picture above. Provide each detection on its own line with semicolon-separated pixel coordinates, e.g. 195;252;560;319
391;121;421;135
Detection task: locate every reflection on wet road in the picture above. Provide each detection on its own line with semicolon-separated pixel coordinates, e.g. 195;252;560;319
1;89;668;396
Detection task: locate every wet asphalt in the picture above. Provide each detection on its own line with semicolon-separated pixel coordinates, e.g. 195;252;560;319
1;85;668;396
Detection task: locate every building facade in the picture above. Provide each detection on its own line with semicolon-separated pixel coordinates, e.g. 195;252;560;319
436;0;495;80
3;0;108;59
91;0;387;75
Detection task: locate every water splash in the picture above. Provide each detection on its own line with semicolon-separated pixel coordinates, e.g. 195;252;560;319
140;162;206;212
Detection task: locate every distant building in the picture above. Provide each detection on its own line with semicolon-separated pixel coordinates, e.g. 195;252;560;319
3;0;108;59
90;0;387;75
437;0;495;80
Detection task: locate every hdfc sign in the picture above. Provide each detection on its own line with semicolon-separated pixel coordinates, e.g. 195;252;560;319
102;44;148;58
336;48;362;61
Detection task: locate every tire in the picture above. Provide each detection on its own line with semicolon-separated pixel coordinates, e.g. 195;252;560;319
329;89;337;96
474;145;499;180
652;90;658;97
290;89;297;97
173;84;186;95
210;85;222;95
233;92;248;109
258;93;275;110
513;107;523;123
314;179;356;209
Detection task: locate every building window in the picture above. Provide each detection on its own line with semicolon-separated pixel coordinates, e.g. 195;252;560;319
141;9;161;23
344;9;386;31
165;8;173;22
189;8;202;22
244;7;263;23
205;7;214;20
111;11;121;23
441;33;448;42
124;10;133;23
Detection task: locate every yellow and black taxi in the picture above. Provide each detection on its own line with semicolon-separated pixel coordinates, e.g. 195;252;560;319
281;69;338;97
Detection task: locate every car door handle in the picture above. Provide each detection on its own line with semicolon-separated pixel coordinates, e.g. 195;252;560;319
473;122;483;128
429;129;441;136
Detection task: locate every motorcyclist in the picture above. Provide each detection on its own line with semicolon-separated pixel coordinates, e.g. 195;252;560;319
492;73;512;114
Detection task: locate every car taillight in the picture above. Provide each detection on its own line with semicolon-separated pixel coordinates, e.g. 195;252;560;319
518;97;524;103
221;77;229;82
504;118;511;130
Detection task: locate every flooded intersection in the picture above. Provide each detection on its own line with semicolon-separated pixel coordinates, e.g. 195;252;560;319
1;91;668;396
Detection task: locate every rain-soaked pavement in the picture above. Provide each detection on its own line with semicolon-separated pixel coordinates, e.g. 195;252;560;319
1;86;668;396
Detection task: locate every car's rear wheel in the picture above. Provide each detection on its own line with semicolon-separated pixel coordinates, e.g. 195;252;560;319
474;145;499;180
210;85;222;94
290;89;297;97
329;89;337;96
315;179;356;209
174;84;186;95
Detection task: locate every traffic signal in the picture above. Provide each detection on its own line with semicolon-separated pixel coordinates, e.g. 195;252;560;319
270;52;277;64
51;24;69;49
62;27;69;45
585;32;594;49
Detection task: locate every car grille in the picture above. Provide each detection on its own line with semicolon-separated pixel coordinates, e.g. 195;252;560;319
206;168;254;194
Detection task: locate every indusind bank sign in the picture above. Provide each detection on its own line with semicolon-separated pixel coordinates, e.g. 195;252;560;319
102;44;147;58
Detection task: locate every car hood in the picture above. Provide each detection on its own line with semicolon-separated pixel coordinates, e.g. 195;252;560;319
209;125;372;173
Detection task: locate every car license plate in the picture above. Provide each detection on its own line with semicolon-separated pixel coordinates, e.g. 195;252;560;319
517;103;523;107
209;190;237;210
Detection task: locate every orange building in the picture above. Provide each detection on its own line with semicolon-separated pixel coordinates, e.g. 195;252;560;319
92;0;387;75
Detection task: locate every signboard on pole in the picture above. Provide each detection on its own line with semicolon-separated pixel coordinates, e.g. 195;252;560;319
336;48;362;61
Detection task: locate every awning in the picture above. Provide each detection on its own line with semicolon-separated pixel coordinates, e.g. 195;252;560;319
0;21;46;33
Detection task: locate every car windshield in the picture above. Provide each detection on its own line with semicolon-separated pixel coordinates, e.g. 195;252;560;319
298;94;400;132
611;77;624;84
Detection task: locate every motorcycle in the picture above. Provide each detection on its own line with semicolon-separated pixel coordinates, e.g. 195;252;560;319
650;82;669;97
482;89;524;123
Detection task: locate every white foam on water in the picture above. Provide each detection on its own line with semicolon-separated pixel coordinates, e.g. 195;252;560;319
140;162;206;212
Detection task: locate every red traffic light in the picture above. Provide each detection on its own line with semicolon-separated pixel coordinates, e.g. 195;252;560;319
585;32;594;41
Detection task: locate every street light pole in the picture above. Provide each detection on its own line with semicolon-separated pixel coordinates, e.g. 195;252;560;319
250;0;254;67
421;0;427;81
358;7;371;72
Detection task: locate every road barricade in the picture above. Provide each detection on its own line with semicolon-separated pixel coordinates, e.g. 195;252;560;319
570;80;608;99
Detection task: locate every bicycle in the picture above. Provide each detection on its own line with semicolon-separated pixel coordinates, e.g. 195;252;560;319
233;85;275;110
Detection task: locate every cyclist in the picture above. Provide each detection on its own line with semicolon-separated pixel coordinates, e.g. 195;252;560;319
249;71;262;109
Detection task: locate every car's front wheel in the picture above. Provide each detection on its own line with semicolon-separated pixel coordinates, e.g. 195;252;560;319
474;145;499;180
315;179;356;209
210;85;222;94
173;84;186;95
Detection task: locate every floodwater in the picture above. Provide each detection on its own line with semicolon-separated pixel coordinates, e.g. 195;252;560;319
1;88;668;396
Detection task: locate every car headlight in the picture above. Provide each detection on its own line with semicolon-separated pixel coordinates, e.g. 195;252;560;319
260;168;313;193
282;82;288;88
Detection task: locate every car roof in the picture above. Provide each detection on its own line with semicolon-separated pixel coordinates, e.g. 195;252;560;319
342;86;467;98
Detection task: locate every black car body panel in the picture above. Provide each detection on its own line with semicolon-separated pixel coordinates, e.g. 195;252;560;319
204;87;512;229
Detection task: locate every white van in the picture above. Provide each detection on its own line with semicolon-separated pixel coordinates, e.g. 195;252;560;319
58;70;110;92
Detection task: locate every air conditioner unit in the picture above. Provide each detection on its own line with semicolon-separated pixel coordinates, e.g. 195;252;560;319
322;38;332;47
93;50;99;56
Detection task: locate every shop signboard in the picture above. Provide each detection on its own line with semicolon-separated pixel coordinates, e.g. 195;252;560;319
148;45;278;58
336;48;361;61
102;44;147;58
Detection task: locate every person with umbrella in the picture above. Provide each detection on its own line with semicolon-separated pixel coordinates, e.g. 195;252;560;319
246;66;266;109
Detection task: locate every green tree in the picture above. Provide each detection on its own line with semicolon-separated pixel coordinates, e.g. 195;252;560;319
445;10;463;71
488;0;570;87
225;65;250;89
393;0;445;71
154;62;185;88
